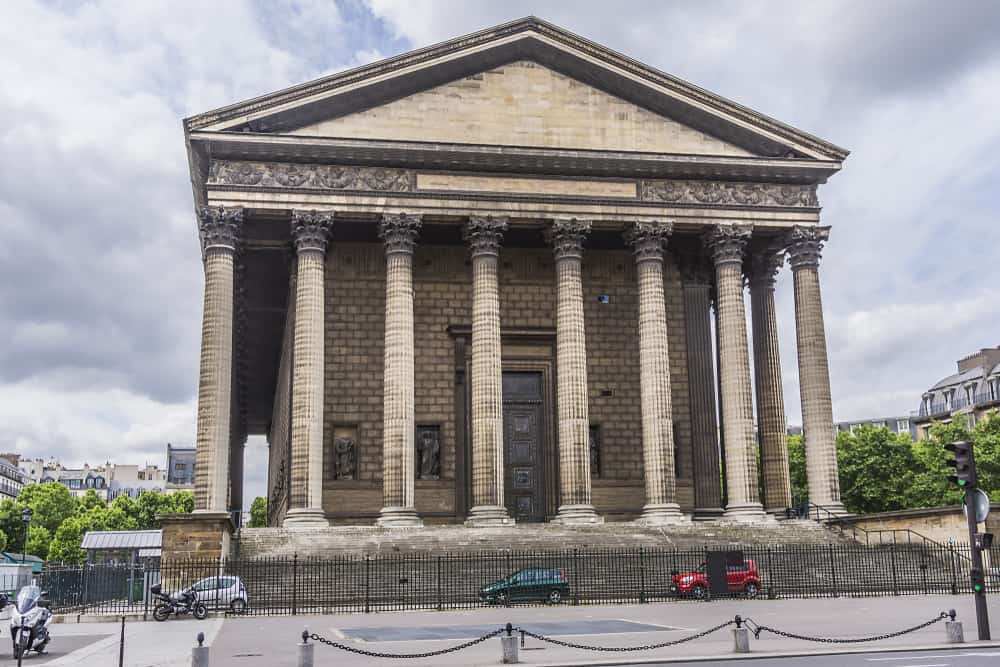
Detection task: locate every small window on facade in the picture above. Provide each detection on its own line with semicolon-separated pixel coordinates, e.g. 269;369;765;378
589;425;601;478
897;419;909;433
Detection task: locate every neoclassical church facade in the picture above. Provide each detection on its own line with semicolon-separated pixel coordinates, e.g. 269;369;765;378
182;18;847;532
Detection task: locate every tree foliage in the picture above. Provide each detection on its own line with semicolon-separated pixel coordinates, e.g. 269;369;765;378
836;425;918;513
18;483;79;534
249;496;267;528
787;434;808;501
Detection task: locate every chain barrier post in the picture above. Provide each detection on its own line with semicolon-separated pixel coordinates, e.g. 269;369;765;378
945;609;964;644
191;632;209;667
298;629;314;667
118;615;125;667
732;615;750;653
501;622;519;664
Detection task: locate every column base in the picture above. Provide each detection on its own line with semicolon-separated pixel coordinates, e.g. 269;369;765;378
465;505;515;527
635;503;688;525
722;502;768;522
377;506;424;528
552;504;603;525
692;507;726;521
282;508;329;527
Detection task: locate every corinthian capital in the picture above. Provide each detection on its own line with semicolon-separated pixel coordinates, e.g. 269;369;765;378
748;246;785;289
546;218;592;260
198;206;243;252
290;209;335;254
623;220;673;262
785;225;831;270
703;223;752;266
378;213;422;255
463;215;509;258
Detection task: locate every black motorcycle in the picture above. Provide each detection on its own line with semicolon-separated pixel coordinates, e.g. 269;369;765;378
150;583;208;621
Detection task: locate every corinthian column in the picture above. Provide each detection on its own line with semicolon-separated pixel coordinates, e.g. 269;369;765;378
624;221;684;523
378;213;424;527
786;225;845;514
679;256;724;519
703;223;765;520
464;216;513;526
749;247;793;515
547;219;601;524
283;210;334;527
193;206;242;513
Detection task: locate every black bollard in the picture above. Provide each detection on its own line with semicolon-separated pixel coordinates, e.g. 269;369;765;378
118;615;125;667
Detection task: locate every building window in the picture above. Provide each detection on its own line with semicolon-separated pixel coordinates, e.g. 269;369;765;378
897;419;909;434
874;421;887;429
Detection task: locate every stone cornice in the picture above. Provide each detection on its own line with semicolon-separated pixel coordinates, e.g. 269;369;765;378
463;215;509;258
642;180;817;208
290;210;335;254
623;220;673;262
785;225;831;270
703;223;753;267
379;213;422;255
546;218;592;260
198;206;243;252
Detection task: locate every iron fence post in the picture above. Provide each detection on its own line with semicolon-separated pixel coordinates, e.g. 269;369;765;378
950;543;958;595
572;548;579;606
364;555;371;614
436;555;442;611
638;547;647;603
828;544;838;597
292;553;298;616
890;542;899;596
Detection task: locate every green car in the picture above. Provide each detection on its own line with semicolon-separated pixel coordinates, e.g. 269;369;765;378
480;567;569;605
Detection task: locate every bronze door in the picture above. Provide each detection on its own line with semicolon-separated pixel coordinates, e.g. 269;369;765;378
503;372;545;522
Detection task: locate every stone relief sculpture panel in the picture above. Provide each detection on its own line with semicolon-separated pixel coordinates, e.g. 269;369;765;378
208;160;414;192
640;179;818;207
589;425;601;478
415;425;441;480
329;426;358;480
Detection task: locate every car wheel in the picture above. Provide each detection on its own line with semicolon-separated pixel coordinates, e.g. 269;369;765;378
153;604;171;622
230;598;247;614
497;591;509;606
744;582;759;599
547;589;563;605
193;603;208;620
691;584;707;601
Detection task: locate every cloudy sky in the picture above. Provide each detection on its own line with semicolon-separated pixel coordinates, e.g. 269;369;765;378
3;0;999;507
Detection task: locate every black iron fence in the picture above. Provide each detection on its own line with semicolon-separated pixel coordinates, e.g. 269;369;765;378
32;542;1000;617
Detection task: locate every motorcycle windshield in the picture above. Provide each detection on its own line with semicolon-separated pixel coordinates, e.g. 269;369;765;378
15;586;40;614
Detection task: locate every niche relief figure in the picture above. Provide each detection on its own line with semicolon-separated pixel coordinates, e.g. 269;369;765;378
330;426;358;480
415;426;441;480
589;425;601;478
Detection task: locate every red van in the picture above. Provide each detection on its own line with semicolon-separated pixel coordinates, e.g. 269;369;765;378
669;559;761;599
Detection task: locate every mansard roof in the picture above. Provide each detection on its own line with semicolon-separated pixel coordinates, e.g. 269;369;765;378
184;16;847;163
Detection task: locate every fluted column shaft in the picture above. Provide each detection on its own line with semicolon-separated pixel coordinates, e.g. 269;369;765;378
548;219;601;524
464;217;512;526
681;260;724;519
193;206;241;513
284;211;334;526
378;213;424;527
750;251;793;514
704;224;765;520
625;222;684;523
787;226;844;513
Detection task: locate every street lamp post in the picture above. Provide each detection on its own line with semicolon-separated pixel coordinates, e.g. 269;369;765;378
20;507;32;565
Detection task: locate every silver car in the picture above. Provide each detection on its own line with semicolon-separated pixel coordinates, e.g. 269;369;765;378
190;576;248;613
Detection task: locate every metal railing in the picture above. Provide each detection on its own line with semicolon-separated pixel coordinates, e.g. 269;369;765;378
33;541;1000;617
918;391;1000;418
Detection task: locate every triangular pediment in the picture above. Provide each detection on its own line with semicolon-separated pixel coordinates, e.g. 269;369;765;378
288;61;755;156
186;17;847;162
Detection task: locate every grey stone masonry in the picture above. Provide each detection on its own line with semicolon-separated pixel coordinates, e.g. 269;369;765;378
377;213;424;527
787;225;845;514
284;210;334;527
703;224;765;520
679;256;724;519
194;206;241;513
624;221;684;523
749;247;793;514
547;219;601;524
464;216;513;526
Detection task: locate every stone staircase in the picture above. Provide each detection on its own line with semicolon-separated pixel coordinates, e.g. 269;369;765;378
237;519;849;559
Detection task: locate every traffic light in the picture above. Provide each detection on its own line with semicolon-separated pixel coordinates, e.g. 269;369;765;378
945;440;977;489
971;567;986;594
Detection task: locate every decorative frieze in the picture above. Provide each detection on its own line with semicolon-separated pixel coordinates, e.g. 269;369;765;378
379;213;423;255
290;210;335;254
785;225;831;269
463;215;509;257
546;218;592;260
209;160;414;192
641;180;818;208
198;206;243;252
623;220;673;262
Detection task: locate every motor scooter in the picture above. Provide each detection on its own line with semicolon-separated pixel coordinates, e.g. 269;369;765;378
9;585;52;659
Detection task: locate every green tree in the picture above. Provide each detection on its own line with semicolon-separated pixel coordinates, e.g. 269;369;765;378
0;499;28;554
0;528;7;552
47;517;86;563
18;483;79;535
79;489;104;512
169;491;194;515
836;425;918;514
787;434;808;501
909;411;1000;508
25;525;52;560
249;496;267;527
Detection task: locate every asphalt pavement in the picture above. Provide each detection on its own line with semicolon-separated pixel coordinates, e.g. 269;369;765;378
662;647;1000;665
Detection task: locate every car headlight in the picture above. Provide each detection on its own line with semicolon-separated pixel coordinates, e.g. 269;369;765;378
680;576;694;584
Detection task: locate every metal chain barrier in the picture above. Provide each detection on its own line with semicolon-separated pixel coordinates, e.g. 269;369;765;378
309;628;505;659
516;619;737;652
743;611;951;644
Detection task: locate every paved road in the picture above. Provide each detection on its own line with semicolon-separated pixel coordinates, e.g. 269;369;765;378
663;647;1000;665
0;634;108;664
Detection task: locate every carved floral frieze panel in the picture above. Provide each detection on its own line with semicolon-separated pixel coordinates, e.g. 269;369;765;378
640;180;818;207
208;160;415;192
